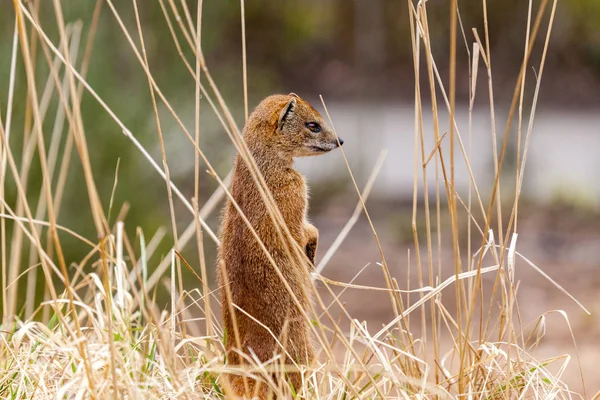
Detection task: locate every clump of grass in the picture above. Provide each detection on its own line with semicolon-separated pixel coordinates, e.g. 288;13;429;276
0;0;588;398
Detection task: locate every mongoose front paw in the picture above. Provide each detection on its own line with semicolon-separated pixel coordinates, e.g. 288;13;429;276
304;224;319;266
305;238;317;266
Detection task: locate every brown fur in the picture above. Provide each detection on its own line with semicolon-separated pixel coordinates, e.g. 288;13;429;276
217;93;343;399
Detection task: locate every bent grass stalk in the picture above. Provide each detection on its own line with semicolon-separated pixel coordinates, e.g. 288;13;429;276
0;0;587;398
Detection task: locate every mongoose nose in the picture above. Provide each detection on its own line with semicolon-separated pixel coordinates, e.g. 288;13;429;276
337;138;344;146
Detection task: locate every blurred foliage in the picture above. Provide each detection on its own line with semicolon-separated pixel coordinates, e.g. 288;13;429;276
0;0;598;308
562;0;600;67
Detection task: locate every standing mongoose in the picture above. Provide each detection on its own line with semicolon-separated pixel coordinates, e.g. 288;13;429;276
218;93;343;398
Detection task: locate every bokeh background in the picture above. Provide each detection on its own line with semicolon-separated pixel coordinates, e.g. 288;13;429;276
1;0;599;394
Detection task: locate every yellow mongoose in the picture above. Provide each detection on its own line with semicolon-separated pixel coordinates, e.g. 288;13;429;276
218;93;343;398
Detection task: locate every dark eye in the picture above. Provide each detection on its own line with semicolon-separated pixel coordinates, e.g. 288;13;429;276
306;122;321;133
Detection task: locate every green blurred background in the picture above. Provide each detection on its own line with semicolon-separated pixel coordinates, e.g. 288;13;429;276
0;0;599;330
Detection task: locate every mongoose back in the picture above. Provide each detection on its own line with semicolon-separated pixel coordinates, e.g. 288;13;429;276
218;93;343;398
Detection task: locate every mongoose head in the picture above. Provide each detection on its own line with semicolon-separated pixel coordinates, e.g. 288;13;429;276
246;93;344;158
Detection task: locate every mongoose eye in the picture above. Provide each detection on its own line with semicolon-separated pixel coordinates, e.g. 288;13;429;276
306;122;321;133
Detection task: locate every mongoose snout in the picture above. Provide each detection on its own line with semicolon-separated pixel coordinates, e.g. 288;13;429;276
314;136;344;152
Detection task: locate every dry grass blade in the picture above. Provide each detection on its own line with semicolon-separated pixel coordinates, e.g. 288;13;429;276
0;0;586;399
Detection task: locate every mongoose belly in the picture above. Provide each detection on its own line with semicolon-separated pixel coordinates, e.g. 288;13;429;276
219;184;312;365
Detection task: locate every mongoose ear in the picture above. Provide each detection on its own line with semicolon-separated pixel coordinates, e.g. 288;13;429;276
278;97;297;131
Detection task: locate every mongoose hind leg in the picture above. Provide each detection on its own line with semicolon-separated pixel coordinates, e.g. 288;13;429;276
228;375;271;400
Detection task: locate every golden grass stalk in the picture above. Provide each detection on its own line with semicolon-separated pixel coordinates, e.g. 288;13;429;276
0;0;587;398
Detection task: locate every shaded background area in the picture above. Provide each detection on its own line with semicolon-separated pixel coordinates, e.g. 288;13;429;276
0;0;599;394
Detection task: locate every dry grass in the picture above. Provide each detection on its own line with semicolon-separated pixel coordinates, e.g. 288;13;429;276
0;0;588;398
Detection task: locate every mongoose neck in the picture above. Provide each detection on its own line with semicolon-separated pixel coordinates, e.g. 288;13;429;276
250;146;294;177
